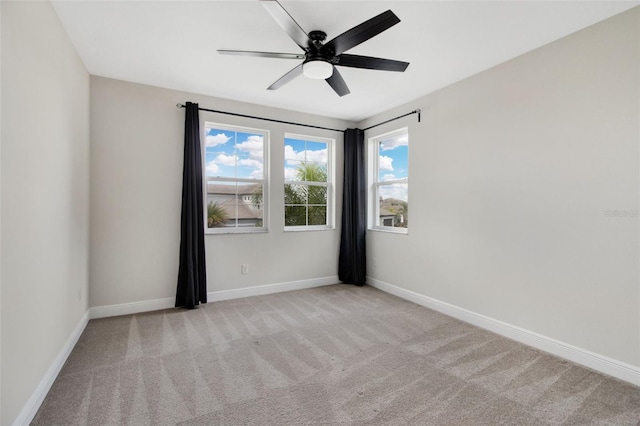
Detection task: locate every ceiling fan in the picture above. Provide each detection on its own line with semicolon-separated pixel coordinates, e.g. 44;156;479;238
218;0;410;97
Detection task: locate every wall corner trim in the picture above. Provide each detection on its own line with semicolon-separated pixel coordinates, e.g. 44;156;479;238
367;277;640;387
13;310;90;426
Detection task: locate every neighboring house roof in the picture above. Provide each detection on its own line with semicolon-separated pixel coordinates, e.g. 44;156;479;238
382;198;406;205
207;183;261;196
218;199;262;220
379;207;396;217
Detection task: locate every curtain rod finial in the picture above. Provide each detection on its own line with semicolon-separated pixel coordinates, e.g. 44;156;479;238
177;103;185;109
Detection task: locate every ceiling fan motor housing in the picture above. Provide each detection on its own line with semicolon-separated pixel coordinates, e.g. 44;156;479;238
308;30;328;44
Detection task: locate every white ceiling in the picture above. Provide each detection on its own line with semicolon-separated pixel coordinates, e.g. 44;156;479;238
51;0;639;122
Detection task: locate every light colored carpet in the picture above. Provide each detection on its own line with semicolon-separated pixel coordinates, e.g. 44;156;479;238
33;284;640;425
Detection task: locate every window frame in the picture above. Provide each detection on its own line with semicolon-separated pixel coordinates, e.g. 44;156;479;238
368;127;409;234
283;132;335;232
203;122;269;234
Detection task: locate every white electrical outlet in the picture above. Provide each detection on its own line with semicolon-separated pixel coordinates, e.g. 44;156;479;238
241;264;249;274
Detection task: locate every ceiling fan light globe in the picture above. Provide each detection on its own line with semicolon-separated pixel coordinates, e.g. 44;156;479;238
303;60;333;79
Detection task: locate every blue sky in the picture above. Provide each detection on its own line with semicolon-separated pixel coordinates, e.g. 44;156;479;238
284;137;328;182
205;126;264;180
378;132;408;182
203;126;404;200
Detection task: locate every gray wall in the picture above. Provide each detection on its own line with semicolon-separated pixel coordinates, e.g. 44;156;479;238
90;77;352;308
1;1;90;424
360;8;639;367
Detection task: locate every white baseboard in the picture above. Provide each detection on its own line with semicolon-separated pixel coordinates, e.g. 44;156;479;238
90;296;175;319
13;310;90;426
367;277;640;387
89;276;338;319
208;276;339;302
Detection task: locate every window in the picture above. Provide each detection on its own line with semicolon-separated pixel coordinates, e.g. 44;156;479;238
369;128;408;233
203;123;268;233
284;134;333;230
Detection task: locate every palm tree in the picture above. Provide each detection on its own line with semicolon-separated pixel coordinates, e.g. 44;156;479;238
250;162;328;226
207;201;229;228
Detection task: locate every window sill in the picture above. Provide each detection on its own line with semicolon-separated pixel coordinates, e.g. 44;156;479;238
368;227;408;235
206;228;268;235
285;226;334;232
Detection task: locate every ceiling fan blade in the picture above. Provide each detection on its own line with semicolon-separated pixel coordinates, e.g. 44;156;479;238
336;54;409;72
325;67;350;97
217;50;305;60
260;0;310;50
323;10;400;56
267;63;304;90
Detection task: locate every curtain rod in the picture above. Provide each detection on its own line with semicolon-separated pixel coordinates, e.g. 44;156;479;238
177;104;421;133
176;104;343;133
362;109;421;132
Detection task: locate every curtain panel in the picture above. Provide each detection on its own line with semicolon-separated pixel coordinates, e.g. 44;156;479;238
175;102;208;308
338;128;367;285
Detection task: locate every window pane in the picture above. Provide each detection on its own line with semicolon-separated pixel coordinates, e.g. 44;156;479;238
205;151;236;178
206;200;230;228
205;128;235;178
285;206;306;226
285;184;307;204
308;185;327;205
205;126;264;181
237;152;263;180
371;129;408;231
206;182;264;228
378;182;408;228
284;137;328;180
378;133;408;183
284;160;303;181
284;138;306;161
306;141;328;163
308;206;326;226
305;162;327;182
205;129;234;178
284;134;332;229
235;201;263;227
236;133;264;180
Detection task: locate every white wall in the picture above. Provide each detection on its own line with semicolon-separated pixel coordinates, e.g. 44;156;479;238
0;2;3;422
90;77;352;308
1;1;90;424
361;8;640;367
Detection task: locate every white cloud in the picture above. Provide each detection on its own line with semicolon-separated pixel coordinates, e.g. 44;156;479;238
380;134;408;151
206;133;231;147
237;135;264;158
284;145;301;161
214;153;238;167
306;149;327;163
238;158;262;168
249;167;264;179
284;167;299;181
379;183;408;202
284;145;327;163
379;155;394;171
206;160;219;174
382;173;396;182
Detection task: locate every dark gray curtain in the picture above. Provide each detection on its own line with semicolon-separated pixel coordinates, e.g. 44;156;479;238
339;128;367;285
175;102;207;308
